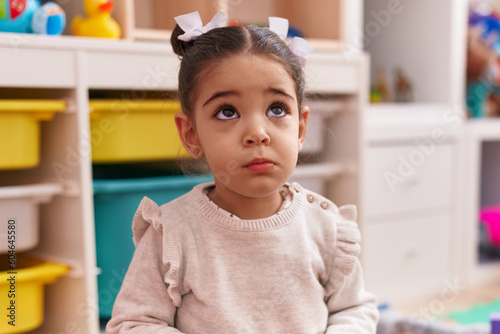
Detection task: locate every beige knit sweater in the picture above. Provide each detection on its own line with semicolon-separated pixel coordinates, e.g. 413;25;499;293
106;182;379;333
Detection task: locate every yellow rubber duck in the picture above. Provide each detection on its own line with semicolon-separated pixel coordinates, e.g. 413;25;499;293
72;0;121;38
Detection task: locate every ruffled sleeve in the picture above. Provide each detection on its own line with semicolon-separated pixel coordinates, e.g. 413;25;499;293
330;204;362;293
132;196;162;246
324;204;379;332
131;196;182;307
106;196;185;333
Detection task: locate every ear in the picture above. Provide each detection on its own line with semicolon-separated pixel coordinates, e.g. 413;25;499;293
297;105;309;152
174;112;204;159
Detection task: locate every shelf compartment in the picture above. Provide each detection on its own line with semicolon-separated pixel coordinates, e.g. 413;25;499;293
89;100;189;163
0;99;66;170
303;99;347;154
113;0;350;45
0;254;68;333
0;183;63;254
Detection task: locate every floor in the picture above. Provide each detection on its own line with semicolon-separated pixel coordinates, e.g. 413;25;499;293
394;262;500;320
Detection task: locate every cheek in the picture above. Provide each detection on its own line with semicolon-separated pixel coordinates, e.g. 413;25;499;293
280;123;301;146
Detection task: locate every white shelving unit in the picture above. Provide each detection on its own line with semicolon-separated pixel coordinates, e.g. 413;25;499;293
462;119;500;286
61;0;363;50
0;30;368;332
361;0;471;305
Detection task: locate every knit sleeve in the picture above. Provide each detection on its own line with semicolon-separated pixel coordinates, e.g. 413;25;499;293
324;205;379;333
132;197;182;306
132;196;162;245
329;204;362;293
106;197;184;334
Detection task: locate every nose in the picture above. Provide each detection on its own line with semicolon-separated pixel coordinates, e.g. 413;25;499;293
243;123;271;146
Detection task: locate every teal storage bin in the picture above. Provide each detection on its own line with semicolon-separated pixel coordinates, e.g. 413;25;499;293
93;174;213;318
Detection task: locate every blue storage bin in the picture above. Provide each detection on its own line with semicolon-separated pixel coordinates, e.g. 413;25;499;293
93;174;213;318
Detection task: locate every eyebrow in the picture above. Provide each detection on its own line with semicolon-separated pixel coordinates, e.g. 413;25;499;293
203;91;239;106
202;87;296;107
267;87;295;102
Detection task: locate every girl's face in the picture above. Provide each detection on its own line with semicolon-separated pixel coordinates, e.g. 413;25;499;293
176;54;309;217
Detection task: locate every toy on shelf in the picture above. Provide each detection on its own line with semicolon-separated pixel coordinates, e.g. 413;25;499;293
466;3;500;117
31;2;65;35
72;0;120;39
0;0;65;35
371;67;393;103
394;68;413;103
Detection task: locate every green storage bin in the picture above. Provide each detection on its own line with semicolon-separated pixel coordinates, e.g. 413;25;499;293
93;174;213;318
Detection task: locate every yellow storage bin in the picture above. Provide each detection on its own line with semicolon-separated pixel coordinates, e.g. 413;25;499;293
0;254;68;333
89;100;189;163
0;100;66;170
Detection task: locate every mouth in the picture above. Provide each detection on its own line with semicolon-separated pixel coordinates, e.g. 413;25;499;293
244;158;275;173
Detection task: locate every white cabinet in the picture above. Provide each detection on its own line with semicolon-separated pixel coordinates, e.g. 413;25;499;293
361;0;469;305
364;143;454;217
362;105;463;304
363;213;452;294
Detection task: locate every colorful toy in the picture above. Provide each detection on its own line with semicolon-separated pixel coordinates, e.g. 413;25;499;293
72;0;121;39
466;7;500;117
394;68;413;103
480;205;500;246
31;2;65;35
0;0;65;35
0;0;40;33
492;313;500;334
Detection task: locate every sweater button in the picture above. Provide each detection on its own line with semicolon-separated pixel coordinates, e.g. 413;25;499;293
320;201;330;210
293;184;301;193
307;194;315;203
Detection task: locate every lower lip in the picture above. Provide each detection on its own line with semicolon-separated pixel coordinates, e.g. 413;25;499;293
246;162;274;173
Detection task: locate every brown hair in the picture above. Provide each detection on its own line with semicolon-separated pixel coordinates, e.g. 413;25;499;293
170;23;306;118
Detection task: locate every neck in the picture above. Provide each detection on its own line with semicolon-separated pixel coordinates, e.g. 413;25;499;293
208;186;283;220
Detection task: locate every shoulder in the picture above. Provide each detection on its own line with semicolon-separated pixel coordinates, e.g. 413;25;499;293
292;182;358;230
292;183;362;281
292;183;340;216
132;181;212;244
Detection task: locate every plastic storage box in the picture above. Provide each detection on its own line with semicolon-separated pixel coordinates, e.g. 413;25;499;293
0;254;68;333
0;100;66;170
0;183;63;254
93;174;213;317
89;100;189;163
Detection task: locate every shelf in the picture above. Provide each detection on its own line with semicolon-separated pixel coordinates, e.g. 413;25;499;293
364;0;467;105
467;118;500;141
0;100;67;112
0;182;63;199
365;103;465;143
94;0;362;45
133;28;171;41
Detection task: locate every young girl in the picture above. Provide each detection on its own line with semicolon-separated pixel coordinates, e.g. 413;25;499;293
106;10;379;334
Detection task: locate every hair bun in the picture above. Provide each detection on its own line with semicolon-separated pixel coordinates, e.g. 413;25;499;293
171;24;192;57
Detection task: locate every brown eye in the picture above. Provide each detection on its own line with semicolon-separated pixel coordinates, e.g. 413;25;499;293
215;106;239;120
267;104;287;117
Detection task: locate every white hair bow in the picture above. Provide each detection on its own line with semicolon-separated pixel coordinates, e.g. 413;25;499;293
175;11;228;42
269;17;312;66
